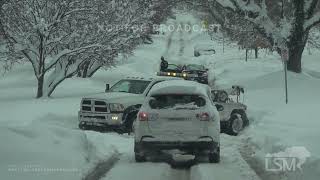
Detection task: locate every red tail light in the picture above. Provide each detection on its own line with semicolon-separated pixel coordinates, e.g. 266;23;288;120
197;112;210;121
139;112;148;121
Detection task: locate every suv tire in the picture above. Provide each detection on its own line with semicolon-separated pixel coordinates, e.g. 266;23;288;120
208;147;220;163
134;142;146;162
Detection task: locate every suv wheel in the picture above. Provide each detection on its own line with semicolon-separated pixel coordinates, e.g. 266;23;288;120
227;114;244;136
134;142;146;162
208;147;220;163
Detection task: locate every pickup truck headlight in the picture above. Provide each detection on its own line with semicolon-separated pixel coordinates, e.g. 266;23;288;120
109;103;125;112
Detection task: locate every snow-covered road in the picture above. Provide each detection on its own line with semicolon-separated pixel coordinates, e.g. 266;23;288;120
83;135;260;180
83;12;261;180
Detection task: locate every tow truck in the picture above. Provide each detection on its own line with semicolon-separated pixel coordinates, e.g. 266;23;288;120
211;85;249;136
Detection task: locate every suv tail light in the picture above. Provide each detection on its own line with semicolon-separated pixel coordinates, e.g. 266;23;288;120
197;112;210;121
139;112;148;121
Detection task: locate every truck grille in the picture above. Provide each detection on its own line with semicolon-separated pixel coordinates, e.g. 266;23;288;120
81;100;108;113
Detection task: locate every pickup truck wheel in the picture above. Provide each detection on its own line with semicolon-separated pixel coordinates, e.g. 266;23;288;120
125;112;138;134
123;106;140;134
78;123;87;130
227;114;244;136
135;153;146;162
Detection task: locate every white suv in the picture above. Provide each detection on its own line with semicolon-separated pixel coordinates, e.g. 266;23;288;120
134;80;221;163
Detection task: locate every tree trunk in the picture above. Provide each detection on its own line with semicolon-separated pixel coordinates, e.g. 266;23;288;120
87;65;101;77
36;74;44;98
287;43;305;73
36;35;45;98
287;33;308;73
255;47;258;58
47;77;67;97
77;61;90;78
286;0;306;73
245;49;249;62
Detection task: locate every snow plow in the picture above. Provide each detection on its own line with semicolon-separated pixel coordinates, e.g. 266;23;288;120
211;85;249;136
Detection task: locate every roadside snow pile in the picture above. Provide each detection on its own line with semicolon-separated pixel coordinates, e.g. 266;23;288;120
0;114;88;180
0;64;130;180
240;70;320;180
0;97;130;180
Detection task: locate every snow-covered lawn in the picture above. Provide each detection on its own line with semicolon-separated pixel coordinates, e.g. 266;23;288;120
0;11;319;180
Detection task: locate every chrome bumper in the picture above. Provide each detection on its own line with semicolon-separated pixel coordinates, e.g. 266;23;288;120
78;111;123;126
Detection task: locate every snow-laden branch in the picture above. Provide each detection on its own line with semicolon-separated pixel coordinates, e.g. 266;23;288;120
305;0;319;19
229;0;261;13
304;11;320;31
45;44;102;72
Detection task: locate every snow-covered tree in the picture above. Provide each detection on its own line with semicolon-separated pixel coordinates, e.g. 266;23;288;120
2;0;105;97
307;25;320;49
77;0;155;78
1;0;157;97
78;0;176;77
211;0;320;73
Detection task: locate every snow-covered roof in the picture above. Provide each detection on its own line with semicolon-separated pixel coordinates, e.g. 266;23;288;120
153;76;183;81
149;80;209;96
124;76;153;81
124;76;182;81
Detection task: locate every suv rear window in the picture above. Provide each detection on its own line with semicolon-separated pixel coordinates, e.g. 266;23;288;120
149;94;206;109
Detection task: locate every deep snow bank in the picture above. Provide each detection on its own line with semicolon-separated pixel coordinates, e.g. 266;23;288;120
240;70;320;180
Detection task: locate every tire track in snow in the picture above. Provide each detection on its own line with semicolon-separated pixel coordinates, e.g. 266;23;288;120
82;153;120;180
170;168;190;180
100;151;193;180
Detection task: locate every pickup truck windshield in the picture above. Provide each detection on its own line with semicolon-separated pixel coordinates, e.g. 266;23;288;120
109;80;151;94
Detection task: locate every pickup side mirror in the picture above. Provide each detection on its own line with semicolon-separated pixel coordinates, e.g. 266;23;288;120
105;84;110;92
215;104;224;111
